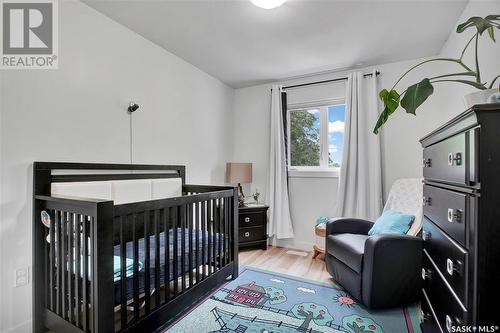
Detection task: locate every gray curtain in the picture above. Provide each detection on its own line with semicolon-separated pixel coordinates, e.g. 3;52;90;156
334;70;383;221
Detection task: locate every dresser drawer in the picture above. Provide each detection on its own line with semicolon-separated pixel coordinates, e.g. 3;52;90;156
239;211;265;227
423;132;467;185
422;252;469;333
423;185;467;247
421;289;444;333
423;220;468;307
239;226;266;243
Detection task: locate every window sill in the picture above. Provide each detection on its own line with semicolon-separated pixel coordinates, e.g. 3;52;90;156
288;169;340;179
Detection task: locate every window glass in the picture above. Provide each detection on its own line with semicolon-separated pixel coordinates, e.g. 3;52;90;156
328;105;346;168
289;109;320;167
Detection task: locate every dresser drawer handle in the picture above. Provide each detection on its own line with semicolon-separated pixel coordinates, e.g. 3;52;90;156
420;310;431;322
244;232;250;238
447;208;462;223
244;217;250;223
422;231;432;241
445;315;461;333
446;259;463;276
448;152;462;166
421;268;432;280
423;158;432;168
423;197;432;206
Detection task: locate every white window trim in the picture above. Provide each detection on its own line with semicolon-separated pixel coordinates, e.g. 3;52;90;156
287;98;345;178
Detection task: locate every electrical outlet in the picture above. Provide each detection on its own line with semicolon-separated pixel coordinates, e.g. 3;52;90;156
15;267;29;287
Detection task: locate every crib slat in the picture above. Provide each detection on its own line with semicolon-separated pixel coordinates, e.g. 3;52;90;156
212;200;216;273
181;205;186;293
45;225;49;308
154;209;161;308
217;200;223;270
164;208;170;303
225;197;229;266
222;198;226;267
201;201;206;280
75;214;81;328
227;198;232;265
173;207;179;297
207;200;214;276
61;212;67;319
132;213;140;320
82;216;89;332
49;210;56;311
188;203;193;289
144;210;151;314
195;202;200;284
120;215;127;330
68;213;74;323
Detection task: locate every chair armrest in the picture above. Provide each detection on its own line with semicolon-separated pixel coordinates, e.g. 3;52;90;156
362;234;422;308
326;218;374;236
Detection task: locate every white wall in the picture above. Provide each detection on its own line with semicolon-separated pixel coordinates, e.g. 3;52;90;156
232;0;500;251
0;1;234;332
435;0;500;113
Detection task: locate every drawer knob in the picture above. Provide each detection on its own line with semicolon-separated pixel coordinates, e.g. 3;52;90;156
244;217;250;223
446;258;463;276
423;197;432;206
421;268;432;280
448;152;462;166
244;232;250;237
423;158;432;168
420;310;432;322
447;208;462;223
445;315;461;333
422;231;432;241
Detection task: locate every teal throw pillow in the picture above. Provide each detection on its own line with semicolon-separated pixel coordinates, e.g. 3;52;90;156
368;210;415;236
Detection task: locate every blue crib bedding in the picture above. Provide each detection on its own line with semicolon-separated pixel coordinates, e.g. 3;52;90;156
113;228;223;306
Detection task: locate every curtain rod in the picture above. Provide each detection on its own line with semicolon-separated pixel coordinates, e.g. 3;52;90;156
282;70;380;90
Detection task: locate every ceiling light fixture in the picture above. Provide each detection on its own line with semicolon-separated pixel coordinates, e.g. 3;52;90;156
250;0;287;9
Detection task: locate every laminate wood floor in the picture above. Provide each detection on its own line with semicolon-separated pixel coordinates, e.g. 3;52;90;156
239;245;335;284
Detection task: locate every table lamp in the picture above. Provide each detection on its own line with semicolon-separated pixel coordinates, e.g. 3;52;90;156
226;162;252;207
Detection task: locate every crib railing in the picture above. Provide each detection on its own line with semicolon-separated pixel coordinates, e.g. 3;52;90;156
34;195;114;333
34;185;238;333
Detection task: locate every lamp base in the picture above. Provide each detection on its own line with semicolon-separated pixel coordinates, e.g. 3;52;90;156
238;183;246;207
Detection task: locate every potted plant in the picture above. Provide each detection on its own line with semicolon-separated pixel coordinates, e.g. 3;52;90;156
373;15;500;134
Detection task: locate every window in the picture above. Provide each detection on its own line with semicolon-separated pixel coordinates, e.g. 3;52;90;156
288;101;346;173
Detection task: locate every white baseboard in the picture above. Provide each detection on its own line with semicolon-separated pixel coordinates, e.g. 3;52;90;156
2;320;31;333
272;238;314;252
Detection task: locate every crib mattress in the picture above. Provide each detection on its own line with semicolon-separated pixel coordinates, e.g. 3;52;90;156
113;228;223;306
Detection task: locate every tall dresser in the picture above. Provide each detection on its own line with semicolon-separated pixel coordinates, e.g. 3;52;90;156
420;104;500;333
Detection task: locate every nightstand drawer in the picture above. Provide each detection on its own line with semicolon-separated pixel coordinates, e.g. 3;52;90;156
239;211;265;227
239;226;266;243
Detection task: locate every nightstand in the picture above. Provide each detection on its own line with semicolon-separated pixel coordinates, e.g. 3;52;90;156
238;204;268;250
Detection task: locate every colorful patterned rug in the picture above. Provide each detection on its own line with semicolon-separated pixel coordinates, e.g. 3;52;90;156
159;266;421;333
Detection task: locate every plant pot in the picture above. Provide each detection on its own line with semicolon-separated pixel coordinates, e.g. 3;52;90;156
463;88;500;108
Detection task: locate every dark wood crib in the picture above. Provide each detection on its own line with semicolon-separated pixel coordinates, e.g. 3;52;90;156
32;162;239;333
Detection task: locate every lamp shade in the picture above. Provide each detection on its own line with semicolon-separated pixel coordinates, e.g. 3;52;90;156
226;162;252;184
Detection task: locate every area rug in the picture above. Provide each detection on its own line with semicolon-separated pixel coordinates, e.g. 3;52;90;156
159;266;421;333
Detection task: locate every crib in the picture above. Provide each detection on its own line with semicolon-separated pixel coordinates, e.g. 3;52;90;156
32;162;239;333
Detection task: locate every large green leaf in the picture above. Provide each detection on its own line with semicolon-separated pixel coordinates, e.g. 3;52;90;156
488;26;495;42
373;89;400;134
457;15;500;34
379;89;400;112
401;79;434;115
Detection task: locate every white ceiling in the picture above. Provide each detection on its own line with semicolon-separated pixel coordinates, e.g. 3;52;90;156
83;0;468;88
